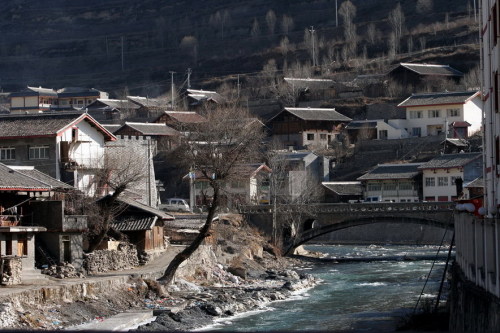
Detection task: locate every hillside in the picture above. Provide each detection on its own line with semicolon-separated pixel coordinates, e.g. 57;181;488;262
0;0;479;97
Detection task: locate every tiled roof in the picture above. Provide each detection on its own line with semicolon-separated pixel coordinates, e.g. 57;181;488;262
396;63;464;76
57;87;102;97
273;107;351;122
443;138;468;147
398;91;479;107
119;122;180;136
111;216;158;231
117;196;174;220
87;99;140;111
0;112;115;141
322;182;363;195
357;163;423;180
0;163;51;191
418;153;481;170
158;111;207;124
103;124;122;133
10;86;58;97
10;166;73;189
127;96;166;108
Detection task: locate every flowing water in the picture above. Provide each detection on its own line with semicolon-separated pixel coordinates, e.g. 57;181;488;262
205;244;451;332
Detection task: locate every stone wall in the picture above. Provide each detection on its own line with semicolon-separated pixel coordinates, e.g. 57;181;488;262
83;243;139;274
1;257;22;285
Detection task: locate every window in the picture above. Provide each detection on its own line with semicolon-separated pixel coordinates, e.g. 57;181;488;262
0;147;15;160
367;183;382;191
447;108;460;117
306;133;315;141
29;146;49;159
428;110;440;118
231;180;245;188
438;176;449;186
412;127;421;137
409;111;423;119
425;177;435;187
399;182;413;191
383;183;397;191
379;130;388;139
320;134;327;140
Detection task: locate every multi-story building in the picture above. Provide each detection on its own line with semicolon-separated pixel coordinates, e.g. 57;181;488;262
449;1;500;331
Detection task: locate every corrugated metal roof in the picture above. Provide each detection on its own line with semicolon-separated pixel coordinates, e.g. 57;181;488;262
357;163;423;180
111;216;157;231
397;63;464;76
418;153;481;170
398;91;479;107
282;107;351;122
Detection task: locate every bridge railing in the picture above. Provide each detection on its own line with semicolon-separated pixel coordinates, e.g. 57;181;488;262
239;202;456;214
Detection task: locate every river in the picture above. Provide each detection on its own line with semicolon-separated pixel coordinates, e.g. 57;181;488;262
203;244;451;332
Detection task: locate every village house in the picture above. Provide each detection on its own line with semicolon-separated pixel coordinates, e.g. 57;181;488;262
267;107;351;149
110;196;174;259
418;152;482;202
84;98;140;123
112;122;180;151
357;163;423;203
9;86;108;114
0;112;116;196
272;150;330;202
153;110;207;132
391;91;481;138
185;89;224;110
387;63;464;89
189;163;271;209
345;119;407;142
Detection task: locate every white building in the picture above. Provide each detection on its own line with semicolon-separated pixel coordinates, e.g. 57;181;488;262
393;91;482;138
418;153;482;202
345;119;408;141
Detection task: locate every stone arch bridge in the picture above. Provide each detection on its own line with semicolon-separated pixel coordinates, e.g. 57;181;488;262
240;202;455;255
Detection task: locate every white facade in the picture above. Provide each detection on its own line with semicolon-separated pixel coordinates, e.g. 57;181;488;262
421;168;463;202
396;93;482;138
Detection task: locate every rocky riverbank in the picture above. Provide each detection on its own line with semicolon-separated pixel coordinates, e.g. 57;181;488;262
135;269;318;332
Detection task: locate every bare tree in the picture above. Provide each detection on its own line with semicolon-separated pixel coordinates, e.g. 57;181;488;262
210;9;231;40
407;35;414;55
419;36;427;51
461;65;481;90
280;36;290;55
250;17;260;37
388;3;406;54
339;0;357;57
158;104;265;285
366;23;380;45
281;14;294;35
86;149;147;252
266;9;277;35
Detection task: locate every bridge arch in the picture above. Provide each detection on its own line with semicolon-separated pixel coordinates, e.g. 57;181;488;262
286;215;453;255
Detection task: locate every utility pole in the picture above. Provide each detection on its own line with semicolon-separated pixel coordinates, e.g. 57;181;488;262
309;26;316;66
169;71;176;110
237;74;241;99
121;36;124;72
187;68;192;89
335;0;338;27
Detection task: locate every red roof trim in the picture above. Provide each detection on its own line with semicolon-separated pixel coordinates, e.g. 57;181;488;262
56;114;116;141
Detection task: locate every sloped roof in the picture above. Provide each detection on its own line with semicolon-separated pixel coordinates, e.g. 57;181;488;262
443;138;468;147
87;99;140;111
393;63;464;77
127;96;165;108
117;196;174;220
418;153;481;170
10;86;58;97
0;112;115;141
187;89;224;104
111;216;158;231
118;122;180;136
398;91;479;107
102;124;122;133
345;121;378;129
270;107;351;122
0;163;53;191
465;176;483;188
10;166;73;189
322;182;363;196
57;87;102;97
357;163;423;180
156;111;207;124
